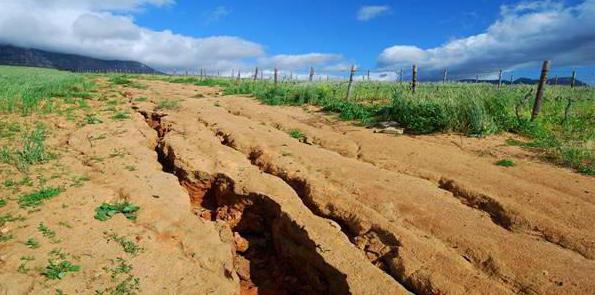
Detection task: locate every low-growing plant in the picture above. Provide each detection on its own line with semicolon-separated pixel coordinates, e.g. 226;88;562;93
38;223;56;239
495;159;516;167
25;237;41;249
288;129;305;140
42;259;80;280
0;198;6;207
95;202;140;221
18;187;62;208
104;231;143;256
112;111;130;120
96;257;141;295
157;99;180;110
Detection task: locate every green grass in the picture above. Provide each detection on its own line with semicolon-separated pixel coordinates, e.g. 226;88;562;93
0;66;94;115
25;237;41;249
157;99;180;110
18;187;62;208
38;223;56;239
112;111;130;120
0;199;6;207
1;124;54;171
171;78;592;175
104;231;143;256
95;202;140;221
495;159;516;167
288;129;305;140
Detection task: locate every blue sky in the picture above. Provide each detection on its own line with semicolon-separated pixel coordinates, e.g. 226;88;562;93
0;0;594;82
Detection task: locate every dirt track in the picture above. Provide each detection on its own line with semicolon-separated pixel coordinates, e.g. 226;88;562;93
1;78;593;294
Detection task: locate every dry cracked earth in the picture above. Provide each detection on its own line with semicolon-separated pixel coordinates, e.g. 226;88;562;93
1;78;593;294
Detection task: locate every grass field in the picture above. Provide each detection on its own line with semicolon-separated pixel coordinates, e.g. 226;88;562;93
166;76;594;175
1;66;592;174
0;66;94;115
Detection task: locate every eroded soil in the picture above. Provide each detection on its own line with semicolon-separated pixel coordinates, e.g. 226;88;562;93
1;78;593;294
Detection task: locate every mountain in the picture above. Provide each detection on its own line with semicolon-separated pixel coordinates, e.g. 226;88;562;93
0;45;161;74
458;77;588;86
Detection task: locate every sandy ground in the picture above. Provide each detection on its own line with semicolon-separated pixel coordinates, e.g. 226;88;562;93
1;78;593;294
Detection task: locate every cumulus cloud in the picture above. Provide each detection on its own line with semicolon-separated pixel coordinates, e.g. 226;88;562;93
0;0;346;73
357;5;391;21
377;0;595;77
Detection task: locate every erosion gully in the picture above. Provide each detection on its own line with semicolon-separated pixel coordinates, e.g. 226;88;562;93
139;110;354;294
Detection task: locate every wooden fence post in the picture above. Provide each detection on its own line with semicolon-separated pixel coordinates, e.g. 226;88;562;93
531;60;550;121
309;67;314;82
367;70;370;81
254;67;259;81
237;69;241;81
571;70;576;88
411;65;418;93
510;73;514;85
346;65;356;100
443;68;448;84
497;69;503;88
274;67;278;86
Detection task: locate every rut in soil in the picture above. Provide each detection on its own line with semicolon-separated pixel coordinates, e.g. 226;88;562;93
139;110;351;294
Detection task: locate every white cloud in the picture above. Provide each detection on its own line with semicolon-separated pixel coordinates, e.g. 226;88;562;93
377;0;595;77
0;0;264;71
204;6;230;23
357;5;391;21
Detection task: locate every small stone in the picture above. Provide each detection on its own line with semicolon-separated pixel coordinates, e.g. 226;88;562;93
234;232;250;253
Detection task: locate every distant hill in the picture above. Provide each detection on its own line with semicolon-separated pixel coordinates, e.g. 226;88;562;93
458;77;588;86
0;45;161;74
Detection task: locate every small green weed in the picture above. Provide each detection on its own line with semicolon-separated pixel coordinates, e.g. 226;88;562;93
42;260;80;280
495;159;516;167
0;198;6;207
112;111;130;120
25;237;41;249
104;231;143;256
38;223;56;239
18;187;62;208
288;129;305;140
95;202;140;221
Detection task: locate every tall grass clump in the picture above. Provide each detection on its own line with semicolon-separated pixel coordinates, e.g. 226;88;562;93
0;66;94;115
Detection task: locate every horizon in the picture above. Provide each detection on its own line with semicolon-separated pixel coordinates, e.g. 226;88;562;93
0;0;594;83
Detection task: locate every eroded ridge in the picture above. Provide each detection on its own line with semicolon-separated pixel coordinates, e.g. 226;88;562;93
138;108;407;295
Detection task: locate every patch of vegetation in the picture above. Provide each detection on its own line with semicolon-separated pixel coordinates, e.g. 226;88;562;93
0;66;94;115
25;237;41;249
0;213;25;226
157;99;180;110
18;255;35;274
42;259;80;280
134;96;148;102
108;75;133;86
288;129;305;140
0;198;6;207
95;202;140;221
85;114;103;125
1;124;54;171
38;223;56;239
197;78;593;175
495;159;516;167
111;111;130;120
97;257;141;295
104;231;143;256
18;187;62;208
